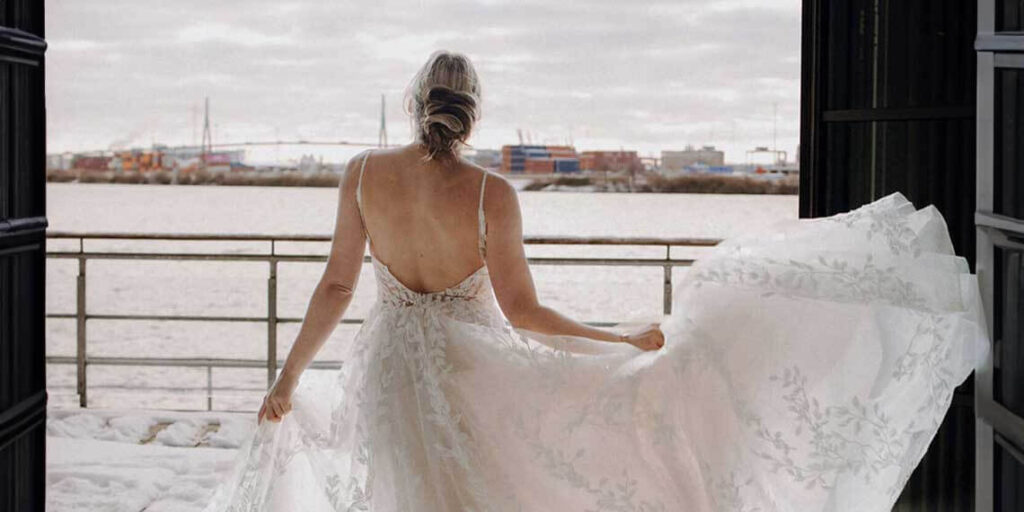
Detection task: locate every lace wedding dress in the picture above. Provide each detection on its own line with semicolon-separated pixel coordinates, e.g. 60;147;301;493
202;158;989;511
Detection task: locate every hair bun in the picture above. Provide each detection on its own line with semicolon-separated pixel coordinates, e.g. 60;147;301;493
420;86;477;158
407;51;481;161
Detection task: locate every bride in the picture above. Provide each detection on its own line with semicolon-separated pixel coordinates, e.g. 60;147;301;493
203;51;989;511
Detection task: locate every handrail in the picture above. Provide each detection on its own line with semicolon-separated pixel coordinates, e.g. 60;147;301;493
45;232;720;411
46;230;721;246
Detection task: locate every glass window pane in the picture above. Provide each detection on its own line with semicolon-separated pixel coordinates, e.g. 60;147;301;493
995;69;1024;219
995;243;1024;419
995;438;1024;511
824;1;975;111
997;0;1024;31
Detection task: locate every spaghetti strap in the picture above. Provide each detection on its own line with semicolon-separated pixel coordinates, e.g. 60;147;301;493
355;150;372;244
477;170;487;260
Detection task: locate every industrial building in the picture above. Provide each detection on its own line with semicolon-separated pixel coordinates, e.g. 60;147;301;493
660;145;725;170
46;152;74;171
50;146;246;173
157;146;245;173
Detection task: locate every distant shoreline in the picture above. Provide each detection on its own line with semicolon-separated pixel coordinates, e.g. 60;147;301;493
522;173;798;195
46;169;799;195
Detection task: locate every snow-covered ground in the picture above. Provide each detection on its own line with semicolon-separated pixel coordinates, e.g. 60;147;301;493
46;407;256;511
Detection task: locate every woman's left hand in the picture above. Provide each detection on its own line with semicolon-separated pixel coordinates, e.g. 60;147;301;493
257;371;299;425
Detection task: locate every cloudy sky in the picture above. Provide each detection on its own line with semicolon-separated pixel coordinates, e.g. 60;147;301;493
46;0;800;165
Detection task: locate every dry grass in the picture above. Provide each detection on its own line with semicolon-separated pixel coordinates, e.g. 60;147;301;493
522;175;594;191
47;169;342;188
525;172;798;194
46;169;77;183
644;173;798;194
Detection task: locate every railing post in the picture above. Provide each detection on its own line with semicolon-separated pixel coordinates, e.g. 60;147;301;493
76;247;88;408
267;243;278;389
206;365;213;411
663;245;672;315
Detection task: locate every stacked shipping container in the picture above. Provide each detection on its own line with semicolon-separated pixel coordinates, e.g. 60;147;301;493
501;145;581;174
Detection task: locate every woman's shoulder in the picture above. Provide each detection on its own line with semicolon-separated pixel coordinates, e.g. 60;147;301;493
472;166;519;220
341;147;409;181
466;163;512;196
343;148;375;173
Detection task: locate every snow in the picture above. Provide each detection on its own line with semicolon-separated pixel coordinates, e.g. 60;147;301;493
46;407;256;511
204;417;252;449
47;412;157;443
154;418;207;447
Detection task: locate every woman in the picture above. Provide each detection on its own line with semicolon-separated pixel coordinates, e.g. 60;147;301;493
203;51;988;511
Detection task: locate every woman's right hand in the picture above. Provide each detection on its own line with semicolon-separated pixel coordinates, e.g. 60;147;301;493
622;323;665;351
257;371;298;425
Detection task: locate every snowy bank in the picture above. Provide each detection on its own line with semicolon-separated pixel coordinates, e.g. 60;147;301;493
47;407;257;512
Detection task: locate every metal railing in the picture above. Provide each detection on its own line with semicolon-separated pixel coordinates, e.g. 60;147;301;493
44;232;720;409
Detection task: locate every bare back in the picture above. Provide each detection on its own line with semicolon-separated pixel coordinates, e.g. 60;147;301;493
355;146;489;294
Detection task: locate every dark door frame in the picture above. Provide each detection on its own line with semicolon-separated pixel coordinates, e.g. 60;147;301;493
973;2;1024;511
0;4;48;510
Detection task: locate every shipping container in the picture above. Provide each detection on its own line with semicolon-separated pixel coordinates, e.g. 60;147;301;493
578;150;640;172
553;158;580;173
524;158;555;174
72;155;112;171
501;145;579;173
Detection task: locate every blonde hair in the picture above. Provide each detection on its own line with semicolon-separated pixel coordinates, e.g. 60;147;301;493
405;50;481;162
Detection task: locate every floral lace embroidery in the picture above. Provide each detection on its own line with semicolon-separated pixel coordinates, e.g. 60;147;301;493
690;252;930;311
820;192;922;257
203;191;984;512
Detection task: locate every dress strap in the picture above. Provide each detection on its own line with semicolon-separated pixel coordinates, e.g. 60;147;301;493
477;170;488;260
355;150;372;245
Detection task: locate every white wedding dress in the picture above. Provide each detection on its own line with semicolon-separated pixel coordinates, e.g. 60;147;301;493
202;157;989;511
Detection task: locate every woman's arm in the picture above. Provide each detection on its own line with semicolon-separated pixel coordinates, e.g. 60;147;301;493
484;175;664;351
259;151;368;424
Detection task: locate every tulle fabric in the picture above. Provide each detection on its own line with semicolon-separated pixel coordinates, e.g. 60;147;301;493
202;191;989;511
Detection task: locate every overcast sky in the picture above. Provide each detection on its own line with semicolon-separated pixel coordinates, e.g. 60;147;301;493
46;0;800;165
